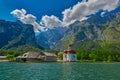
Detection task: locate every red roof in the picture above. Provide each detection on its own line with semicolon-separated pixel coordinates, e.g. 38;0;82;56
64;46;76;54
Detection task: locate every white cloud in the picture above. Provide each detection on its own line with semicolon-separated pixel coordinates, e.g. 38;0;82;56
11;0;119;31
41;15;63;29
62;0;119;26
11;9;45;32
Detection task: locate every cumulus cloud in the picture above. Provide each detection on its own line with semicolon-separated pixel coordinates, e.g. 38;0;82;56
11;9;45;32
62;0;119;26
41;15;63;29
11;0;119;31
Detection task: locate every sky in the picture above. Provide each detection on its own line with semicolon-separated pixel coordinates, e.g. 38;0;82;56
0;0;120;32
0;0;81;21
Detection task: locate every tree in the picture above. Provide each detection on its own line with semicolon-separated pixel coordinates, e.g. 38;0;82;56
107;55;113;62
58;52;63;60
6;54;16;61
76;50;81;60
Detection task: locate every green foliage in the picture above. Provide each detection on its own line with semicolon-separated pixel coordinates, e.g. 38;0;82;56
76;50;90;60
58;53;63;60
0;49;26;56
107;55;112;62
6;54;16;61
76;49;120;62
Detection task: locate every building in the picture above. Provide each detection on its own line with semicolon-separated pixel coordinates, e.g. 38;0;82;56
16;51;57;62
42;52;57;62
0;56;8;61
63;46;76;62
16;51;42;62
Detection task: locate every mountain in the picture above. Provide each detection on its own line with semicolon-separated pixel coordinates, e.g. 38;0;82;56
0;20;43;50
54;12;120;50
35;27;67;49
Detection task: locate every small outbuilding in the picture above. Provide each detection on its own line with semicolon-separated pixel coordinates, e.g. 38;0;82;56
42;52;57;62
63;46;76;62
0;56;8;61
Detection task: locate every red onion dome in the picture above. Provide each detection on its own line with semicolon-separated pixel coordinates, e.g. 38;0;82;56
64;46;76;54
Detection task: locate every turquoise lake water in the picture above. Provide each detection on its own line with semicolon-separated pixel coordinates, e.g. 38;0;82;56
0;62;120;80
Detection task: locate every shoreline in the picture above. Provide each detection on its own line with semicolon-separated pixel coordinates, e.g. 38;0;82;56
0;60;9;62
0;60;120;64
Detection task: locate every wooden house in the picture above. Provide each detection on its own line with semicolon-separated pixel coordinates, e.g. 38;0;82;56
16;51;42;62
0;56;8;61
42;52;57;62
16;51;57;62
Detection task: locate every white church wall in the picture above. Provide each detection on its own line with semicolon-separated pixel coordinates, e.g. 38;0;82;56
63;54;67;61
63;53;76;61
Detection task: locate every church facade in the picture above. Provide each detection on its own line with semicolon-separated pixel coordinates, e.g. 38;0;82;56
63;46;76;62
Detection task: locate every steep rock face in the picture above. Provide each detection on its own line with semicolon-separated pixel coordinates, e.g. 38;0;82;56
35;27;67;49
0;20;43;50
54;13;120;50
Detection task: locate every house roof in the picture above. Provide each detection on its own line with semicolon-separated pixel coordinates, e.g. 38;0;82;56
17;51;57;59
17;51;41;59
0;56;6;58
43;52;57;57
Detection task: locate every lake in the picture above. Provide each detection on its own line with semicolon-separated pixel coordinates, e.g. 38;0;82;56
0;62;120;80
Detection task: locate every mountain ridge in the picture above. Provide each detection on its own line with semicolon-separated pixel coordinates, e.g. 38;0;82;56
54;12;120;50
0;20;43;50
0;12;120;51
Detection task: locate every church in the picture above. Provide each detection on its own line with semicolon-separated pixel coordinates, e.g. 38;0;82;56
63;46;77;62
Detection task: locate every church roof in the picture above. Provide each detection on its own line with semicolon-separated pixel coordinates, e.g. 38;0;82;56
64;46;76;54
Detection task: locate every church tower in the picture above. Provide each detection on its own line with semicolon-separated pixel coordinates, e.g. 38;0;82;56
63;46;76;62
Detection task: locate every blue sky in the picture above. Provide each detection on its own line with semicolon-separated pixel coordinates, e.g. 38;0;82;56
0;0;81;21
0;0;120;32
0;0;120;21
